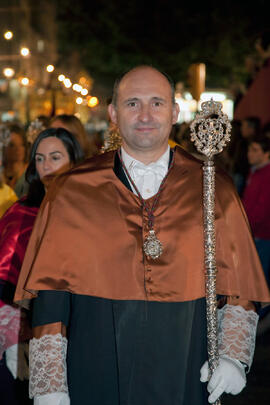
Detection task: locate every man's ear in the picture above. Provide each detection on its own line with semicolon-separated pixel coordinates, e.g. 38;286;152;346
108;103;117;125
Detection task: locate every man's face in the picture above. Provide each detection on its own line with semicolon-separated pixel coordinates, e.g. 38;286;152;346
108;67;179;157
247;142;270;166
241;120;254;139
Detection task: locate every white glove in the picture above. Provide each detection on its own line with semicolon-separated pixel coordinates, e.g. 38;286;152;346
200;356;246;403
5;342;29;380
34;392;70;405
5;343;18;379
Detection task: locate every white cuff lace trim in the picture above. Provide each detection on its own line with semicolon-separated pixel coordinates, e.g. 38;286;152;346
217;304;259;370
29;333;68;398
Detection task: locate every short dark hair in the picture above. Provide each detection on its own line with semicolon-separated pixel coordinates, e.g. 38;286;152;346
22;127;85;207
243;116;261;131
3;123;29;164
111;65;176;106
250;136;270;153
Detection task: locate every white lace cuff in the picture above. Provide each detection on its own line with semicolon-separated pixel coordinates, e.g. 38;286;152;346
29;333;68;398
217;304;259;371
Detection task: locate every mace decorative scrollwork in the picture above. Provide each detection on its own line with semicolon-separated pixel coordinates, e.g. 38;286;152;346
190;98;231;158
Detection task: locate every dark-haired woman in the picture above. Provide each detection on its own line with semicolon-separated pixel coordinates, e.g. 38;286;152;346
0;128;84;405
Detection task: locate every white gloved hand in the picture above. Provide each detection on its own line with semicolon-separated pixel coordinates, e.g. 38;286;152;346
200;356;246;403
5;342;29;380
34;392;70;405
5;343;18;379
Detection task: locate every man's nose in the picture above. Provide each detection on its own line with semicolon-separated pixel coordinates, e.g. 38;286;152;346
138;105;152;122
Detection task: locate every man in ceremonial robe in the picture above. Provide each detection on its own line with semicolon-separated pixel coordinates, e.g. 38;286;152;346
14;66;270;405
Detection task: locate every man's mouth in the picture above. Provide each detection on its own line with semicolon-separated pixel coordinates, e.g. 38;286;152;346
134;126;157;132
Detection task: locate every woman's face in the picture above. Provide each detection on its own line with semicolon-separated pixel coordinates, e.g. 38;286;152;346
35;136;71;179
6;132;26;163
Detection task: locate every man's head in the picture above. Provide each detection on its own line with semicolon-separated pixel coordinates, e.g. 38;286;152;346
108;66;179;162
241;116;261;139
247;137;270;167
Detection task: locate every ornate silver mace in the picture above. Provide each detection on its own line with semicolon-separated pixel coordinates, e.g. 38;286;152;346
190;99;231;405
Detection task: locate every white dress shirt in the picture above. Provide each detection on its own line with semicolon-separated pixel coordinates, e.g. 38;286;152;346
121;146;170;199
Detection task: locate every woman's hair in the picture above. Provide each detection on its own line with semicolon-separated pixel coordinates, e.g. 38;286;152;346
22;127;85;207
50;114;91;155
3;124;29;165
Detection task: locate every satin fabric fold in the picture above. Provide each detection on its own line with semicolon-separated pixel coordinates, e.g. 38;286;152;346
14;147;270;306
0;200;38;292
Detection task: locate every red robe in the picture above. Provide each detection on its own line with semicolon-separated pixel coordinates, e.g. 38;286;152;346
234;59;270;127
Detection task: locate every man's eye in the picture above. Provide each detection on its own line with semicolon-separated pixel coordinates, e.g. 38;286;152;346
127;102;137;107
153;101;162;107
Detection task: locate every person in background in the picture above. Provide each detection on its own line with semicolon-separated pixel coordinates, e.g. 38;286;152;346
242;136;270;286
3;124;29;198
234;29;270;129
261;121;270;140
229;116;261;196
50;113;96;157
0;164;18;217
0;127;84;405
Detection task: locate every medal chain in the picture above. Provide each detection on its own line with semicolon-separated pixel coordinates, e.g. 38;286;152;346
117;149;174;230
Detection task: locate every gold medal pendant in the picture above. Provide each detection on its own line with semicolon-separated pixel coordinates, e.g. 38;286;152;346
143;229;163;259
117;150;174;262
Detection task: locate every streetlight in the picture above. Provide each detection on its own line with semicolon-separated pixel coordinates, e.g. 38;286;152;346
21;77;29;86
20;47;30;57
81;88;88;96
76;97;83;105
4;31;13;40
46;64;54;73
18;77;30;124
3;67;15;78
63;78;72;88
88;96;99;108
58;74;65;82
73;83;82;92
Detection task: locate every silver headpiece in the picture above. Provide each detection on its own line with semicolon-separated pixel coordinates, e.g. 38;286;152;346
190;98;231;158
27;118;46;144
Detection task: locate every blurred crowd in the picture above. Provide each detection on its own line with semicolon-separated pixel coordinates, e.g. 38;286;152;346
0;30;270;403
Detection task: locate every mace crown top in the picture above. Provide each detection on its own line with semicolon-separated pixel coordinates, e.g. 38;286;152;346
190;98;232;159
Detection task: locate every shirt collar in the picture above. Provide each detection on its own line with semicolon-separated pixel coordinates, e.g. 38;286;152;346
121;145;170;171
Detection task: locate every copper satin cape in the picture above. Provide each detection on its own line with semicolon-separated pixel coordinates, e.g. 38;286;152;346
14;147;270;306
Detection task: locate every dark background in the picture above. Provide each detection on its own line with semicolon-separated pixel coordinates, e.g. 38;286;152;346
55;0;269;94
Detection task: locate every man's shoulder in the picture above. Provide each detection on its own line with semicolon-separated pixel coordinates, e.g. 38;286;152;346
71;150;115;174
174;145;237;194
174;145;204;168
45;151;116;202
54;151;116;183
